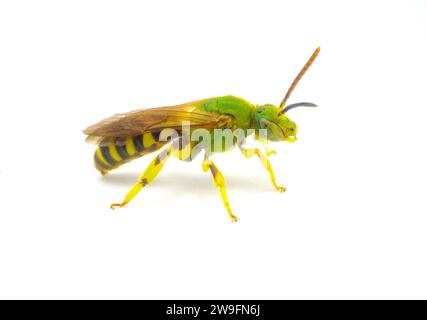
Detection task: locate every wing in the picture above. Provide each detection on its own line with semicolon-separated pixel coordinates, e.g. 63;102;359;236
83;98;233;145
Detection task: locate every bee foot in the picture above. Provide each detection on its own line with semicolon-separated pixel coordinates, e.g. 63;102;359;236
266;149;277;157
230;215;240;222
110;202;127;209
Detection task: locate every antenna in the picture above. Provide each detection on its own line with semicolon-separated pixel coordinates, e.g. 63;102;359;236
279;47;320;111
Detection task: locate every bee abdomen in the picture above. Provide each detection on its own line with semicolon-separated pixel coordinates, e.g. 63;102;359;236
93;131;164;175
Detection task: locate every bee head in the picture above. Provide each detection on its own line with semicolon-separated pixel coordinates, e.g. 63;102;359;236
254;47;320;142
254;104;298;142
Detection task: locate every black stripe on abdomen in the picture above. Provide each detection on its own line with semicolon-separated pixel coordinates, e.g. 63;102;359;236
100;146;118;166
132;135;144;152
93;152;110;170
116;144;130;160
152;131;161;141
94;153;110;171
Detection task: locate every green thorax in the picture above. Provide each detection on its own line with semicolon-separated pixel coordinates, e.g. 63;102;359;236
202;95;254;130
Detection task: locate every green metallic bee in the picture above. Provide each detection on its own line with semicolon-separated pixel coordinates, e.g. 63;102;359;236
83;47;320;222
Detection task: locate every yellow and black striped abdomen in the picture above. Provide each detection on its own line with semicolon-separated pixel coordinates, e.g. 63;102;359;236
94;131;165;175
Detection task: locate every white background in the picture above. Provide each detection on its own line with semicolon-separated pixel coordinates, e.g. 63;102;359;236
0;0;426;299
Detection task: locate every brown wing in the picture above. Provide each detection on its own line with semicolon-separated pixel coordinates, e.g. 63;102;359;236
83;99;233;145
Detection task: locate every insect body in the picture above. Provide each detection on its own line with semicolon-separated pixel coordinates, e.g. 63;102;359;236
83;47;320;221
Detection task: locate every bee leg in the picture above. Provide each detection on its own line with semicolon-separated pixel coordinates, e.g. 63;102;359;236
239;145;286;192
202;155;239;222
110;146;172;209
265;148;277;157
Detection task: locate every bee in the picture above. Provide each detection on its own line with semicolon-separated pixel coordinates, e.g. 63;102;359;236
83;47;320;222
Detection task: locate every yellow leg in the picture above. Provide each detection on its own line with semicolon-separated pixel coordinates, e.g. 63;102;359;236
110;146;172;209
202;157;239;222
239;146;286;192
265;148;277;157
